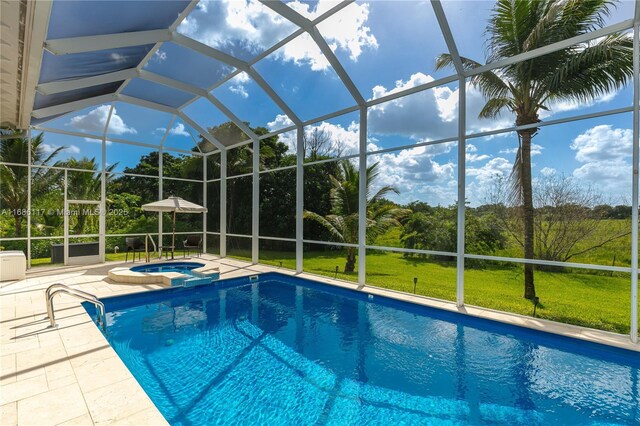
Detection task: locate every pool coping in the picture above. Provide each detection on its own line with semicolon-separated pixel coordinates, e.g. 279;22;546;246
2;256;638;425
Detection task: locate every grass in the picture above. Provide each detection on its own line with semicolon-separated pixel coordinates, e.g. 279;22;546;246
372;220;633;267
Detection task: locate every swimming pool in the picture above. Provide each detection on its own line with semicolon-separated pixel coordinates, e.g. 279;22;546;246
87;272;640;425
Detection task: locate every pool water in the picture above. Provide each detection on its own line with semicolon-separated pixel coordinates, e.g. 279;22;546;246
130;261;204;275
130;262;213;286
88;273;640;425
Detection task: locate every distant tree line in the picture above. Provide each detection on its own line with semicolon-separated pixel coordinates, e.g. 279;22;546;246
0;124;634;268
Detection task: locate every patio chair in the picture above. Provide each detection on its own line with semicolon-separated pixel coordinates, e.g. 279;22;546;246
125;237;144;263
183;235;203;258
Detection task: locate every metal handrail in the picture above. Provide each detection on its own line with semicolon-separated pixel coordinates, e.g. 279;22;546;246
45;284;106;332
145;233;157;262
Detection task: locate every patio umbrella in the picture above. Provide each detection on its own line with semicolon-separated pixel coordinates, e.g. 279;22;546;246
142;196;207;255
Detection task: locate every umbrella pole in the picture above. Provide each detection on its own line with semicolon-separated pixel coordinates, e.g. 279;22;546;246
172;210;176;259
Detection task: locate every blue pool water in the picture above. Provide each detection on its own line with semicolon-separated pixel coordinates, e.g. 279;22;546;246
130;261;204;276
87;273;640;425
130;262;214;286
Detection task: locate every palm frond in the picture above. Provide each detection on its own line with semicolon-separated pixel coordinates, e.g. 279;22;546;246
478;97;513;119
558;0;615;39
303;210;344;242
522;1;563;51
544;33;633;103
486;0;532;60
507;145;524;206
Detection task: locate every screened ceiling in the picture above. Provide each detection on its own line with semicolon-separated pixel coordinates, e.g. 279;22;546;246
30;0;636;154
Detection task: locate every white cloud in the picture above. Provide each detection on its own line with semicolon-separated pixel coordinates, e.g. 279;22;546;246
285;0;337;19
540;167;556;177
368;143;457;205
152;49;167;63
177;0;376;72
277;1;377;71
67;105;136;136
465;143;490;163
467;157;512;185
268;116;359;154
168;123;191;137
312;121;360;155
228;72;250;98
572;160;630;185
40;143;81;155
368;73;456;140
177;0;297;59
465;156;513;205
570;125;632;163
277;33;331;71
267;114;295;131
110;53;127;64
539;91;617;119
367;73;514;142
570;125;632;198
499;143;544;156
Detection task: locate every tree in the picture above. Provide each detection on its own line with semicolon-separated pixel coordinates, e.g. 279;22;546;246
303;128;344;161
0;132;63;236
436;0;633;299
400;204;505;265
304;160;409;272
487;174;630;266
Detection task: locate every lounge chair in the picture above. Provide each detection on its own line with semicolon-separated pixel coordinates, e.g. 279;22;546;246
183;235;203;258
125;237;144;263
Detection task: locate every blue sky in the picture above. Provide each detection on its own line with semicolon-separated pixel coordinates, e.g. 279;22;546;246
35;0;636;206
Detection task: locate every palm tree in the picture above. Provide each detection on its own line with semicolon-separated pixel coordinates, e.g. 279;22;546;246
0;131;63;236
436;0;633;299
304;160;409;272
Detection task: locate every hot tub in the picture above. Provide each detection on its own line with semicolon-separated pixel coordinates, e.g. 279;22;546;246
108;261;219;287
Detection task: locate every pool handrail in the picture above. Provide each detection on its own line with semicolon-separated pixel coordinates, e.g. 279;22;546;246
45;283;107;332
145;233;157;262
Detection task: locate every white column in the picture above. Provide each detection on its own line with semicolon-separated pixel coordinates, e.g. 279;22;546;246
456;79;466;307
63;170;69;265
358;107;367;286
99;134;107;263
252;138;259;264
296;126;304;273
158;117;173;249
203;155;207;252
158;146;163;246
27;128;32;269
220;149;227;257
630;21;639;343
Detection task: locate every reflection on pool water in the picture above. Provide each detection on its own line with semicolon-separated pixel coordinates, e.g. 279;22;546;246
87;273;640;425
